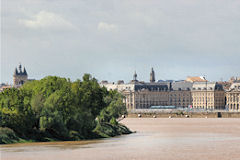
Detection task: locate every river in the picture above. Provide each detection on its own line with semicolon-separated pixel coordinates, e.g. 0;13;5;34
1;118;240;160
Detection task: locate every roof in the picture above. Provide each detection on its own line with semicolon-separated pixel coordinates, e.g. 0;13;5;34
171;81;193;91
13;65;28;76
228;83;240;91
186;76;207;82
0;85;12;92
134;82;170;91
192;82;224;91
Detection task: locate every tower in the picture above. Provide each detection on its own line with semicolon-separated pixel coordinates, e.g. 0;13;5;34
130;71;139;83
133;71;137;81
13;64;28;86
150;67;155;83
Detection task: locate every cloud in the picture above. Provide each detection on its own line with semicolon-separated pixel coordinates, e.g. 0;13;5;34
97;22;118;32
19;10;76;30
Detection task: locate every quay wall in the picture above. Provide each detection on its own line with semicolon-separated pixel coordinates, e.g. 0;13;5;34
127;110;240;118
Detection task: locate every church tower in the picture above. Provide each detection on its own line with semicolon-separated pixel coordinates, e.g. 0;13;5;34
130;71;138;83
13;64;28;86
133;71;137;81
150;67;155;83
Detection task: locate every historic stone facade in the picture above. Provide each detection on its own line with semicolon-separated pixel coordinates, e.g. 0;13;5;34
101;68;170;110
101;69;227;111
13;64;28;87
101;68;193;110
226;83;240;111
169;81;193;108
191;82;225;110
133;82;170;109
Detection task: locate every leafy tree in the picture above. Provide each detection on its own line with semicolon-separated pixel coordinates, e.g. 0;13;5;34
0;74;131;144
98;90;127;123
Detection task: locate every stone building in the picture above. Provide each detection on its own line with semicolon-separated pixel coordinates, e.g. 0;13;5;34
101;69;227;111
101;68;170;110
226;83;240;111
0;83;12;92
191;82;225;110
13;64;28;87
132;82;170;109
169;81;193;108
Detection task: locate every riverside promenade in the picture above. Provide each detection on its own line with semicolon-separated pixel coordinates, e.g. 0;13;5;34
128;109;240;118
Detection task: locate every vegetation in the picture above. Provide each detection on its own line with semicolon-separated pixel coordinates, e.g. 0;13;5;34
0;74;131;144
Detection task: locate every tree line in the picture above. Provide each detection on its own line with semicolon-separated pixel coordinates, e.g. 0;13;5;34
0;74;131;144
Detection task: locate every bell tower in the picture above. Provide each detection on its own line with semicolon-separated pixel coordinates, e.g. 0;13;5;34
150;67;155;83
133;71;137;81
13;64;28;86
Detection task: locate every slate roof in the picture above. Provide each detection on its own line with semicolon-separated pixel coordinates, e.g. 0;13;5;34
134;82;170;91
192;82;224;91
171;81;193;91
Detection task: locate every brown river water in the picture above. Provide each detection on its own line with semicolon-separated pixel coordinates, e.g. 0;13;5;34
1;118;240;160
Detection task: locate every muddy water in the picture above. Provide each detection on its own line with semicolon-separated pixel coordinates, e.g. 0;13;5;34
1;118;240;160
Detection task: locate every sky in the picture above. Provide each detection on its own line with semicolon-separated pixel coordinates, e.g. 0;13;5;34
1;0;240;84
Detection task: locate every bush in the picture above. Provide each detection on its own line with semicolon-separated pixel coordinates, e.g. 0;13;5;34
93;122;132;138
0;127;19;144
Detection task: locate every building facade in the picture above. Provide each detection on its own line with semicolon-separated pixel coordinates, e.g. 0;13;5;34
101;69;170;109
226;83;240;111
191;82;225;110
101;68;194;110
101;69;227;111
169;81;193;108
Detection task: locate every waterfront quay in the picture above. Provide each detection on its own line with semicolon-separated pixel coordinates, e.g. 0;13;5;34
127;109;240;118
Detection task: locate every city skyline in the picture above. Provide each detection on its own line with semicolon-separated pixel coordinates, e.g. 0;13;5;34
1;0;240;84
1;63;239;85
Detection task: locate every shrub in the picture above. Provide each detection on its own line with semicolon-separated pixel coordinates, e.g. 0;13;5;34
0;127;19;144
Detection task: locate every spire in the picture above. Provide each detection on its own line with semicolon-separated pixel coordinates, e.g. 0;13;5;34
133;71;137;81
14;68;18;76
150;67;155;83
23;67;27;75
19;63;22;74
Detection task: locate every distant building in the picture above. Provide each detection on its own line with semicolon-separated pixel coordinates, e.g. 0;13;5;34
169;81;193;108
0;83;12;92
102;68;193;110
101;70;230;111
229;77;238;83
13;64;28;87
101;68;170;109
191;82;225;110
226;83;240;111
186;76;207;83
217;81;232;91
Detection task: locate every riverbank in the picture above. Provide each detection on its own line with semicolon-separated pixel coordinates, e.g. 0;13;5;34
127;111;240;118
0;123;132;145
